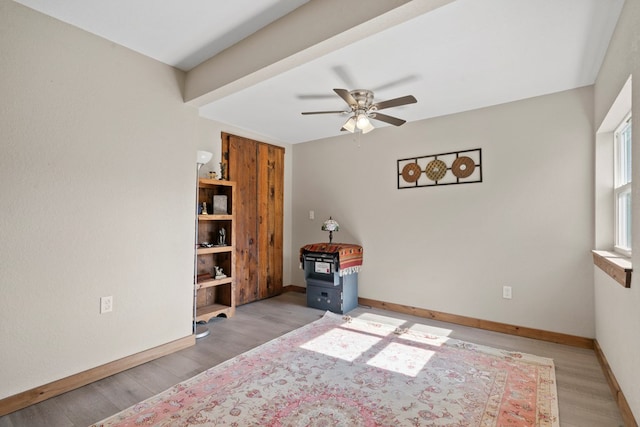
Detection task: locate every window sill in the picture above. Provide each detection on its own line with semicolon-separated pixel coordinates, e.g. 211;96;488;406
592;250;632;288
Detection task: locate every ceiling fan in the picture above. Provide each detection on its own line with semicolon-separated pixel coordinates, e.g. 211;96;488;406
301;88;417;134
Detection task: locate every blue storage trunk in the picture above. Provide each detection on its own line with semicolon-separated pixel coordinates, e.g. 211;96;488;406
303;252;358;314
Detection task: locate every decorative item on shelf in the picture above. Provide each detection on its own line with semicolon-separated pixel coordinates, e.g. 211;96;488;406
209;171;217;180
200;242;214;248
217;228;227;246
213;195;228;214
321;217;339;243
214;266;227;279
201;202;208;215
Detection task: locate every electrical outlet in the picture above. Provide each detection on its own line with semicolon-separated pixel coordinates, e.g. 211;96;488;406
502;286;512;299
100;296;113;313
309;210;315;220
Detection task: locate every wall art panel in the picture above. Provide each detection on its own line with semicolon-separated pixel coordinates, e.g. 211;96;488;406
397;148;482;189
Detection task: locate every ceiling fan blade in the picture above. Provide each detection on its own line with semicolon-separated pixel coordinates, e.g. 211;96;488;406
373;95;417;111
372;75;418;92
301;110;346;115
297;94;337;100
331;65;356;88
371;112;406;126
333;88;357;107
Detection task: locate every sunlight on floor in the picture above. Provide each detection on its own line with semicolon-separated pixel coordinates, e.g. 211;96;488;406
300;312;450;373
300;328;382;362
300;325;436;377
352;312;454;337
366;342;434;377
398;329;450;347
353;312;409;327
407;323;453;337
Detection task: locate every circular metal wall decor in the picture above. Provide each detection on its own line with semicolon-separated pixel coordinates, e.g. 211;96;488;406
451;156;476;178
396;148;482;189
425;159;447;181
401;163;422;183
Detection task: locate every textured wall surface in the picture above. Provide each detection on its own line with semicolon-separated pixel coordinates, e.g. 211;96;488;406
593;0;640;420
0;1;199;399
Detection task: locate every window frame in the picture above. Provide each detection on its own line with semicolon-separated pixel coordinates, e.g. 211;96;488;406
614;113;632;256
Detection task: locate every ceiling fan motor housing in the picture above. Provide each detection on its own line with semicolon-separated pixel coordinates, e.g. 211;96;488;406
350;89;375;111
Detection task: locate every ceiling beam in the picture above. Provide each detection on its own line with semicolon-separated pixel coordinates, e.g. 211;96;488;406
184;0;455;107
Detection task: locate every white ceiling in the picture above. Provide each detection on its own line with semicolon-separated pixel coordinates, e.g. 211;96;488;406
15;0;624;144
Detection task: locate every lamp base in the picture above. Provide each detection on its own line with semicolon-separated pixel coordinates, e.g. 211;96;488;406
194;323;210;339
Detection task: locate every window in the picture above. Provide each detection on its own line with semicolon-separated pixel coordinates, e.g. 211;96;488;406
614;114;632;255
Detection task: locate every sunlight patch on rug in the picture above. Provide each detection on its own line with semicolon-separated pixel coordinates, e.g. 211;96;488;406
366;342;434;376
353;312;454;337
352;312;411;328
91;312;559;427
300;328;382;361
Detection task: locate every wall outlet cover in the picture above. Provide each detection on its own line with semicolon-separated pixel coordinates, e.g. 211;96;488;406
100;296;113;313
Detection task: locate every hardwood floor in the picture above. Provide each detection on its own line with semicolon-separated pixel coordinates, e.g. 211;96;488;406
0;292;624;426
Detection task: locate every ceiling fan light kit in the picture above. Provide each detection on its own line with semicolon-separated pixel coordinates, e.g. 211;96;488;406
342;116;356;133
356;114;368;128
302;88;417;135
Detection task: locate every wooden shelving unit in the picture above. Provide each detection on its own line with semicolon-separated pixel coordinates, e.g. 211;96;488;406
195;179;236;323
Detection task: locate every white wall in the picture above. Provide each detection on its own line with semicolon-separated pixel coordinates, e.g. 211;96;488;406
292;86;595;337
593;0;640;420
0;1;204;399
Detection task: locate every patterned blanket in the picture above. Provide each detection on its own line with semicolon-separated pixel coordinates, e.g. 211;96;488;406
300;243;364;276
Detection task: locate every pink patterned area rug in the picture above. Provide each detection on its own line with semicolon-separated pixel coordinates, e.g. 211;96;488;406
92;312;559;427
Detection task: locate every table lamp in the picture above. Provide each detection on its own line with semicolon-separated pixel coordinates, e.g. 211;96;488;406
321;217;339;243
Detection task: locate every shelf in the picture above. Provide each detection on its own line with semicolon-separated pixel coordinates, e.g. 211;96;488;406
197;277;233;289
198;214;232;221
592;250;632;288
194;178;236;328
197;246;232;255
196;303;234;323
198;178;235;188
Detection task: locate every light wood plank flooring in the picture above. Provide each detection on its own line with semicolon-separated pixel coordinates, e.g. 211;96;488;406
0;292;624;426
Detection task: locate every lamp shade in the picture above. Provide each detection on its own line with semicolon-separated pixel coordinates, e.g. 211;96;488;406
321;217;339;232
356;113;370;129
342;117;356;133
360;120;375;134
196;150;213;165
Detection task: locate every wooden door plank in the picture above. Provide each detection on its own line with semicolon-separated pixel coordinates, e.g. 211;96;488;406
271;145;284;296
257;143;270;299
257;144;284;299
223;133;259;305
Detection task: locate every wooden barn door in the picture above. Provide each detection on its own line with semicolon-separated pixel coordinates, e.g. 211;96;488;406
222;133;284;305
